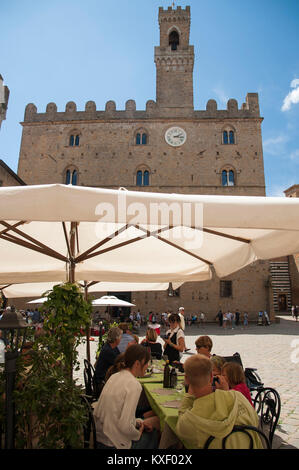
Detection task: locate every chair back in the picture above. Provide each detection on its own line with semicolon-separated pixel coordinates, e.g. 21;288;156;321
220;352;243;368
244;367;264;392
253;387;281;447
204;424;271;449
83;359;97;400
80;395;97;449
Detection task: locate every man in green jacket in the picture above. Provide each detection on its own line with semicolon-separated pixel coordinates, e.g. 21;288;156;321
176;354;263;449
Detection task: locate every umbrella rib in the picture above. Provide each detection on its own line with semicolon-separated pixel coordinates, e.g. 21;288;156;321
82;233;149;261
156;236;213;265
75;224;129;263
152;225;251;244
0;221;69;262
0;221;26;236
62;222;72;259
0;232;69;262
133;224;213;265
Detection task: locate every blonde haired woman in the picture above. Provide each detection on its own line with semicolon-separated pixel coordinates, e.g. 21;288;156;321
141;328;162;359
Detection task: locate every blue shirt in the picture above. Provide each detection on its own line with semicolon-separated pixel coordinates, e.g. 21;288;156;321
118;333;134;353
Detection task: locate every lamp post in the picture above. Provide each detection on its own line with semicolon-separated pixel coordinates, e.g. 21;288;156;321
0;308;28;449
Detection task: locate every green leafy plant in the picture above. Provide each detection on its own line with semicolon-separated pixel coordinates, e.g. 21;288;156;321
41;283;92;379
12;283;92;448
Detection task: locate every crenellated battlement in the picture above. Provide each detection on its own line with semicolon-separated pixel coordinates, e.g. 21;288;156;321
23;93;261;123
158;5;190;20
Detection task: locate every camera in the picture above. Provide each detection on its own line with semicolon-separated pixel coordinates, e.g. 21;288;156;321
212;376;220;387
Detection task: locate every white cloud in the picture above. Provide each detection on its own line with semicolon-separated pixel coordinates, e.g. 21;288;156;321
212;86;229;106
281;79;299;111
263;134;289;156
290;149;299;160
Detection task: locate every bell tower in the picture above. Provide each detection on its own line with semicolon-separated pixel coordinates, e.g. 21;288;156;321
155;5;194;110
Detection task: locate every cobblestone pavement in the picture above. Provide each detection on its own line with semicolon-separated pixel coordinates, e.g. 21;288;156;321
76;315;299;449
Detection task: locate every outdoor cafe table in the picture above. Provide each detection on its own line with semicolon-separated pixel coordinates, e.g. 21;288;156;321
140;379;190;449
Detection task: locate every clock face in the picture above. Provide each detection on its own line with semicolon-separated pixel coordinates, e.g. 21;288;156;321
165;127;187;147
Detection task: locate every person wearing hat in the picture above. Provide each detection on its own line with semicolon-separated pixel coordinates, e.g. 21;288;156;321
178;307;191;352
178;307;185;331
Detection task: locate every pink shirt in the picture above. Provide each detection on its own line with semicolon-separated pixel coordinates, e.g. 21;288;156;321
233;383;254;407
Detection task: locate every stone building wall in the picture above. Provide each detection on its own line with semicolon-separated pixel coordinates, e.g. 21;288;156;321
15;5;271;319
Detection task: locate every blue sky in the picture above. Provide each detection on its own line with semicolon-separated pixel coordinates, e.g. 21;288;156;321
0;0;298;196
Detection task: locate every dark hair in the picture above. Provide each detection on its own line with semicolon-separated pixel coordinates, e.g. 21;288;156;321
124;344;150;369
118;322;130;333
105;353;126;381
195;335;213;352
168;313;180;324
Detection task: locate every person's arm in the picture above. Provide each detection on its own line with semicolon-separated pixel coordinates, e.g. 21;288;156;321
117;382;143;442
178;393;195;417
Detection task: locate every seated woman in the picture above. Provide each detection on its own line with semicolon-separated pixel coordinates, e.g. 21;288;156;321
94;327;122;387
221;362;254;406
141;328;162;359
163;313;185;364
93;344;160;449
195;335;213;358
210;355;225;376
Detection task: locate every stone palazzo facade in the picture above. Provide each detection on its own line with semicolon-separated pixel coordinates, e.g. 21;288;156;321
16;5;278;319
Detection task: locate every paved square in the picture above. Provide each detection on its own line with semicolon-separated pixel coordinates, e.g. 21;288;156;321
76;315;299;449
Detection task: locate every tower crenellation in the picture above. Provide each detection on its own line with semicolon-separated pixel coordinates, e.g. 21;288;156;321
22;92;260;123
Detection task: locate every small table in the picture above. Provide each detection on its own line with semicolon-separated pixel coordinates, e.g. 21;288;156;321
142;381;189;448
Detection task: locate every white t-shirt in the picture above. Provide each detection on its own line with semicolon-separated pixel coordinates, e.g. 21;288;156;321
165;326;185;358
93;369;142;449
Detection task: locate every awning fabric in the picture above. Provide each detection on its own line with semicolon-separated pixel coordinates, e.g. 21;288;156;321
0;184;298;284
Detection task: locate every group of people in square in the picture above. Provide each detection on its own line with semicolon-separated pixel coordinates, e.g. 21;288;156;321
92;302;263;449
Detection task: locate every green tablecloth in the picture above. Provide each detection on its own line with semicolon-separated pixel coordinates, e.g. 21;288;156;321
142;382;184;432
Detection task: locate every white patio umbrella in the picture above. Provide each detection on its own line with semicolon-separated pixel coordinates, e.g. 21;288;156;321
0;184;298;286
27;297;47;304
91;295;135;307
0;281;182;298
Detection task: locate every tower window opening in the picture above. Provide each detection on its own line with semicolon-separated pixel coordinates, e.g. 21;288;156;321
169;30;180;51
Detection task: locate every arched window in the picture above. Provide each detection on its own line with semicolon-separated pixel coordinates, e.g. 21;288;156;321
228;170;235;186
222;170;228;186
143;170;149;186
66;169;71;185
136;131;148;145
223;129;235;145
65;168;78;185
169;30;180;51
229;131;235;144
72;170;78;185
136;169;150;186
222;169;235;187
136;170;143;186
69;134;80;146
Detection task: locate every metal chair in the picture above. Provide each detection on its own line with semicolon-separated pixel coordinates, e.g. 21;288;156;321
83;359;98;402
80;394;97;449
221;352;243;367
203;424;271;449
253;387;281;447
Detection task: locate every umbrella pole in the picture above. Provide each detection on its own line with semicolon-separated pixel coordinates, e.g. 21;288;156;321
84;282;91;363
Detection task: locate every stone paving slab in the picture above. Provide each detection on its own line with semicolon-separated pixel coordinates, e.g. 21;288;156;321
76;315;299;449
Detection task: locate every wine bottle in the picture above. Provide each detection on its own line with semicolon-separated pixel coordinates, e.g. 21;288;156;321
163;360;170;388
170;367;177;388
